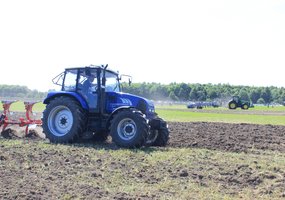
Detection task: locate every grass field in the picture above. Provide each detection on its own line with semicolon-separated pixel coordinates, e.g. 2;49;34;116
155;104;285;125
156;108;285;125
155;104;285;111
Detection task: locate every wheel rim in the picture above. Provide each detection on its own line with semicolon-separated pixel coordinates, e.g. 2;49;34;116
117;118;137;141
48;105;73;137
229;103;236;109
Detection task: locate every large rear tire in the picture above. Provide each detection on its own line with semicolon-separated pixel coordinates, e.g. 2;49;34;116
110;108;148;148
42;96;87;143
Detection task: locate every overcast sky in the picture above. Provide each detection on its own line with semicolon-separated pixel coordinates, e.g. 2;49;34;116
1;0;285;92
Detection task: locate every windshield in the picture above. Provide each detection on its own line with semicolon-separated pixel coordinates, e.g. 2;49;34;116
63;69;78;91
105;71;120;92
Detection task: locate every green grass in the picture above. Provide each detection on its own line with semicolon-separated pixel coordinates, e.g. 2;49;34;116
155;104;285;111
156;109;285;125
155;104;285;125
252;105;285;111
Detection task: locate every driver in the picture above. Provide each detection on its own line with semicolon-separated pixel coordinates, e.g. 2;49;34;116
82;74;95;94
82;74;97;109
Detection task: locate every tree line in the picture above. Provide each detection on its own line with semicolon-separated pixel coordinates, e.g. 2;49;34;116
1;83;285;105
122;82;285;105
0;85;47;99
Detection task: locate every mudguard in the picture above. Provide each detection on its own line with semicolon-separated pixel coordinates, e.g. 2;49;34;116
43;91;89;110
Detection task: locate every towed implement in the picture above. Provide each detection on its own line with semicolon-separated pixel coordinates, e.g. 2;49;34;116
0;100;42;135
42;65;169;148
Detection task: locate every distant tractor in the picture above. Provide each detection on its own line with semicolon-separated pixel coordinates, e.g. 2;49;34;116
42;65;169;148
228;96;250;110
187;102;203;109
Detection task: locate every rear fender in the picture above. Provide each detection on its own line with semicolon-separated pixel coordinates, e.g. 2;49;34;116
43;92;89;110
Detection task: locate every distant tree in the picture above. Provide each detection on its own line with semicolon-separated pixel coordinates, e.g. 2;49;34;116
208;89;219;99
189;88;198;101
105;82;284;103
279;89;285;104
249;89;261;104
177;83;191;101
257;98;265;104
238;88;250;102
197;90;207;101
0;84;46;99
169;91;179;101
261;87;272;104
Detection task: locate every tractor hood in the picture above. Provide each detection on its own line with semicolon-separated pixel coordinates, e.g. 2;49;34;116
106;92;156;117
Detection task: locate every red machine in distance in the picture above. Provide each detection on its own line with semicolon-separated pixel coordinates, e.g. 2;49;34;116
0;100;42;135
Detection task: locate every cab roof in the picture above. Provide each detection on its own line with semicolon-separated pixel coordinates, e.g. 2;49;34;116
65;65;119;76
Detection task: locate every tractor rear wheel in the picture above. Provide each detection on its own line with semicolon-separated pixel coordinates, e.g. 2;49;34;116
228;101;237;109
242;104;249;110
110;108;148;148
42;96;87;143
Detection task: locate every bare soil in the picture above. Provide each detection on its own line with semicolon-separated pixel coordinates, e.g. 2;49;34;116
1;121;285;199
168;121;285;153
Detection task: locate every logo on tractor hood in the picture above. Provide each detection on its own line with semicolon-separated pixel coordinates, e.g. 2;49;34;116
119;98;132;105
119;93;154;108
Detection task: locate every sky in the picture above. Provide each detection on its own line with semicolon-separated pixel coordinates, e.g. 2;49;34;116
0;0;285;92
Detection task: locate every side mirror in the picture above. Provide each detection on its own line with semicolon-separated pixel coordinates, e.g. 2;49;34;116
120;74;132;86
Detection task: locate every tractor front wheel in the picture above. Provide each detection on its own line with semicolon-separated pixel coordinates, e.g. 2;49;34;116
152;127;169;146
146;117;169;147
110;109;148;148
242;104;249;110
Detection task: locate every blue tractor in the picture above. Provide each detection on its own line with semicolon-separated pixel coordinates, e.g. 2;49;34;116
42;65;169;148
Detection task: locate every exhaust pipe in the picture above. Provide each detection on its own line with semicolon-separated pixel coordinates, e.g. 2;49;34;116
100;64;108;115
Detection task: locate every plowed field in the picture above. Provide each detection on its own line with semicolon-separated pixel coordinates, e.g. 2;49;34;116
168;122;285;152
1;116;285;199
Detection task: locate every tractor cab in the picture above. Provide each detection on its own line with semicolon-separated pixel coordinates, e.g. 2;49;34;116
51;65;120;111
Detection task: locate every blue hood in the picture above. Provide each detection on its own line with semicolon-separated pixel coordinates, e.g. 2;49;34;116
106;92;155;117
